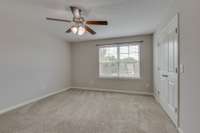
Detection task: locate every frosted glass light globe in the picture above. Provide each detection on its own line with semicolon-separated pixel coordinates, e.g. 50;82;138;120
71;26;78;34
77;26;86;36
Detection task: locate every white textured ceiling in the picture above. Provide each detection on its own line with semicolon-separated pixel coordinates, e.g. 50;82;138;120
2;0;173;42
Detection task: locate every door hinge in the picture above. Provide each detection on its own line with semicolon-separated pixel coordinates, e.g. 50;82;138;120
175;28;178;34
175;67;178;73
175;107;178;113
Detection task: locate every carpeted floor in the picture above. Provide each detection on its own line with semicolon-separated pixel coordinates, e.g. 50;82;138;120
0;89;178;133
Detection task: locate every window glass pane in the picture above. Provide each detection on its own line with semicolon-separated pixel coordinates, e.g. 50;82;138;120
130;53;139;61
130;45;139;53
119;45;139;62
130;45;139;61
99;47;117;62
119;62;140;78
99;62;118;77
120;53;128;60
120;46;128;54
119;62;133;77
133;62;140;78
99;44;140;78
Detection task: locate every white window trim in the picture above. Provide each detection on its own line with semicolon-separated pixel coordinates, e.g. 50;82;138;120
98;43;142;80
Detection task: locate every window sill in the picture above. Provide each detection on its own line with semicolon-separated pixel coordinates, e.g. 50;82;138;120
98;76;141;80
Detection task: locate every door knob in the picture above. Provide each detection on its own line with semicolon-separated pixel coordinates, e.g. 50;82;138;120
162;74;168;77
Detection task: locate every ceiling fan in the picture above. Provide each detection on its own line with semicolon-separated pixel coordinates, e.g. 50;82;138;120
46;6;108;36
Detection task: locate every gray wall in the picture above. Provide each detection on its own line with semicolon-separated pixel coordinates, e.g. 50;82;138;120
0;3;71;111
154;0;200;132
71;35;153;93
178;0;200;132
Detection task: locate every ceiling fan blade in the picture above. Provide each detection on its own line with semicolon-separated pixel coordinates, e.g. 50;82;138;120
70;6;81;18
85;25;96;35
46;17;71;23
86;21;108;25
66;28;71;33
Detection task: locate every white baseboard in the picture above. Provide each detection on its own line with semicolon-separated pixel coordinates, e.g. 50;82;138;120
178;128;183;133
71;86;154;96
0;87;70;115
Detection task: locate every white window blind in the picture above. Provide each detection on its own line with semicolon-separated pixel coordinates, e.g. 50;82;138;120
99;43;141;79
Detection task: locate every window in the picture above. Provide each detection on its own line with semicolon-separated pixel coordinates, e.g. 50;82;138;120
99;43;141;79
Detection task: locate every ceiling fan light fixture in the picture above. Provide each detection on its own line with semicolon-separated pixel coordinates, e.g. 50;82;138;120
77;25;86;36
71;26;78;34
71;25;86;36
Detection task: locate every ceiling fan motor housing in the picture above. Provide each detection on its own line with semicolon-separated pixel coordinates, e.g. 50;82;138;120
73;17;85;24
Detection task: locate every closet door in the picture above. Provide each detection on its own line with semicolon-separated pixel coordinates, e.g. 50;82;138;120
157;15;178;126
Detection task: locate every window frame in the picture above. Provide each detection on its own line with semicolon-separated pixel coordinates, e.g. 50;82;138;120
98;43;141;80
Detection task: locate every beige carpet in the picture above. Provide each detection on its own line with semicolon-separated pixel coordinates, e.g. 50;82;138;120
0;89;178;133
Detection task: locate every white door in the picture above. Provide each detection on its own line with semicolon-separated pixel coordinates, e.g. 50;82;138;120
157;15;178;126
